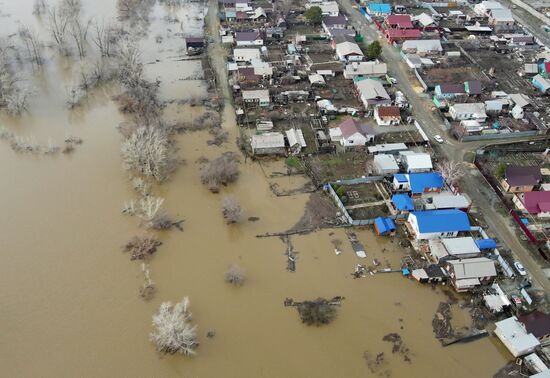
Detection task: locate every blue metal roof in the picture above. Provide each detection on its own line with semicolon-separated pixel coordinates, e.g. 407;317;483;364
475;239;497;249
410;210;471;234
375;217;396;235
394;173;408;183
367;3;391;13
409;172;444;194
392;194;414;211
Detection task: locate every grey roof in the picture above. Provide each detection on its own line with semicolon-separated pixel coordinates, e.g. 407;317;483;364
509;93;531;108
442;237;480;256
374;154;399;171
251;132;285;149
402;39;442;53
323;15;347;26
235;31;261;41
356;79;390;101
431;193;471;209
448;257;496;279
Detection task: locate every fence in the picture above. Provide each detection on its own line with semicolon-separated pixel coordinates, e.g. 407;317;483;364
460;130;540;142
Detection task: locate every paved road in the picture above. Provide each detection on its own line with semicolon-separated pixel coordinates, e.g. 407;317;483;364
338;0;550;293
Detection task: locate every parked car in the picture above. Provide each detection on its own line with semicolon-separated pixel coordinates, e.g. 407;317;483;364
433;135;444;144
514;261;527;276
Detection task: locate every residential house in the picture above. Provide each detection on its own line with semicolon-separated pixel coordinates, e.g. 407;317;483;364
401;40;442;55
285;129;307;153
322;15;347;33
374;154;400;175
429;237;481;263
235;31;263;46
474;1;505;16
329;118;375;148
401;152;433;173
393;172;444;195
412;265;448;284
509;36;535;46
514;191;550;217
367;3;391;17
251;132;286;155
374;217;396;236
494;316;541;357
427;193;471;211
355;79;391;109
502;165;541;192
185;37;205;49
391;193;415;212
385;28;422;43
413;13;436;28
374;106;401;126
326;27;355;39
242;89;270;107
236;67;261;83
465;80;483;96
309;74;326;86
488;8;515;28
335;41;364;62
449;103;487;122
306;1;339;16
434;83;465;99
343;62;387;80
384;15;413;29
251;7;267;21
518;312;550;343
446;257;497;292
407;209;471;240
532;74;550;93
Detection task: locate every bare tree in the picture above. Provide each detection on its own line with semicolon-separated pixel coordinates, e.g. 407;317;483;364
200;152;240;193
18;26;43;66
140;262;156;300
69;17;91;58
48;6;70;55
123;235;162;260
121;127;176;182
33;0;48;15
222;196;243;224
436;160;465;187
224;264;245;286
150;297;198;356
91;20;114;57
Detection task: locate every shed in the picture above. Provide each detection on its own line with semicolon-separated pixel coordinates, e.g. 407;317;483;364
374;217;396;236
475;239;497;250
374;154;399;174
251;132;285;155
494;316;540;357
285;129;307;150
392;193;414;211
402;152;433;173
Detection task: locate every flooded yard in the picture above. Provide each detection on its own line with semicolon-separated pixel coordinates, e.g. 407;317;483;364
0;0;510;376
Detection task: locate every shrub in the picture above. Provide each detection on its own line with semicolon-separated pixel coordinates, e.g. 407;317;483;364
224;264;245;286
297;298;337;326
200;152;240;192
222;196;243;224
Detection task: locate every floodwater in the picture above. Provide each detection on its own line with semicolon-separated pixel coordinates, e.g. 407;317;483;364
0;0;510;377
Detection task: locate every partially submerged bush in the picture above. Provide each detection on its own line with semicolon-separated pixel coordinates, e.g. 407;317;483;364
297;298;338;326
123;235;162;260
150;296;198;356
200;152;240;192
224;264;245;286
222;196;243;224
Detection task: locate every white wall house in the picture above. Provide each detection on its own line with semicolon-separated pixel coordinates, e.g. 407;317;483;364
233;48;261;63
407;210;471;240
495;317;541;357
449;103;487;122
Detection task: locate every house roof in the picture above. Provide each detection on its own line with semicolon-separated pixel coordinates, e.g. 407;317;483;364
235;31;261;41
386;28;422;39
336;41;364;57
438;83;465;94
431;193;471;209
355;79;390;101
251;132;285;149
522;191;550;214
327;28;356;37
238;67;260;80
242;89;270;101
394;173;409;183
465;80;483;95
374;154;399;171
450;103;487;117
533;74;550;92
476;239;497;249
414;13;435;27
442;237;480;256
509;93;531;108
505;165;542;186
518;311;550;339
323;15;347;26
345;62;387;76
491;8;514;22
404;152;433;171
285;129;307;148
495;316;540;357
448;257;496;279
338;118;362;138
368;143;408;154
375;217;396;234
410;209;471;233
402;39;442;53
377;105;400;117
367;3;391;13
333;34;356;44
408;172;444;194
386;15;413;28
392;193;415;211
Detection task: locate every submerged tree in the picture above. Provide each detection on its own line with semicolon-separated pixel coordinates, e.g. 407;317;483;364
224;264;245;286
296;298;338;326
222;196;243;224
123;235;162;260
150;297;198;356
200;152;240;193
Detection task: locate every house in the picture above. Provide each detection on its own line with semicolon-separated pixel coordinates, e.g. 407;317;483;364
401;40;442;55
385;28;422;43
329;118;374;147
374;217;396;236
412;265;448;283
483;283;511;313
488;8;514;28
392;193;415;212
502;165;541;192
510;36;535;46
449;103;487;122
494;316;541;357
368;143;408;155
242;89;270;107
446;257;497;292
532;74;550;93
251;7;267;20
322;15;347;32
434;83;465;99
251;132;286;155
393;172;444;195
374;106;401;126
285;128;307;153
326;27;355;39
306;1;339;16
465;80;483;96
476;238;497;250
407;209;471;240
514;191;550;217
374;154;400;175
428;237;481;262
384;15;413;29
185;37;205;49
235;31;263;46
474;1;505;16
403;53;422;69
427;193;471;211
355;79;391;109
524;63;539;76
335;41;364;62
518;312;550;342
309;74;326;86
237;67;261;83
367;3;391;17
233;48;261;63
413;13;436;28
343;62;387;80
401;152;433;173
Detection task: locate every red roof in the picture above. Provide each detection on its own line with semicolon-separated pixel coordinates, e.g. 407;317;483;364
543;62;550;72
386;28;421;39
338;118;361;138
385;15;413;29
522;191;550;214
377;106;401;117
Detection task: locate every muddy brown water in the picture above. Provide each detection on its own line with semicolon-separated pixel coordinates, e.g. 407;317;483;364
0;0;509;376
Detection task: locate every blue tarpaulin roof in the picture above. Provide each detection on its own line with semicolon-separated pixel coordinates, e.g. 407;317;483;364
392;194;415;211
410;210;471;234
367;3;391;13
475;239;497;249
394;173;408;183
409;172;444;194
375;217;396;235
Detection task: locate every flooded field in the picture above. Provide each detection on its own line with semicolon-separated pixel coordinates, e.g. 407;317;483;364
0;0;510;376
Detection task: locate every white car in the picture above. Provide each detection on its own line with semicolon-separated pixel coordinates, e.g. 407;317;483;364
514;261;527;276
433;135;444;144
